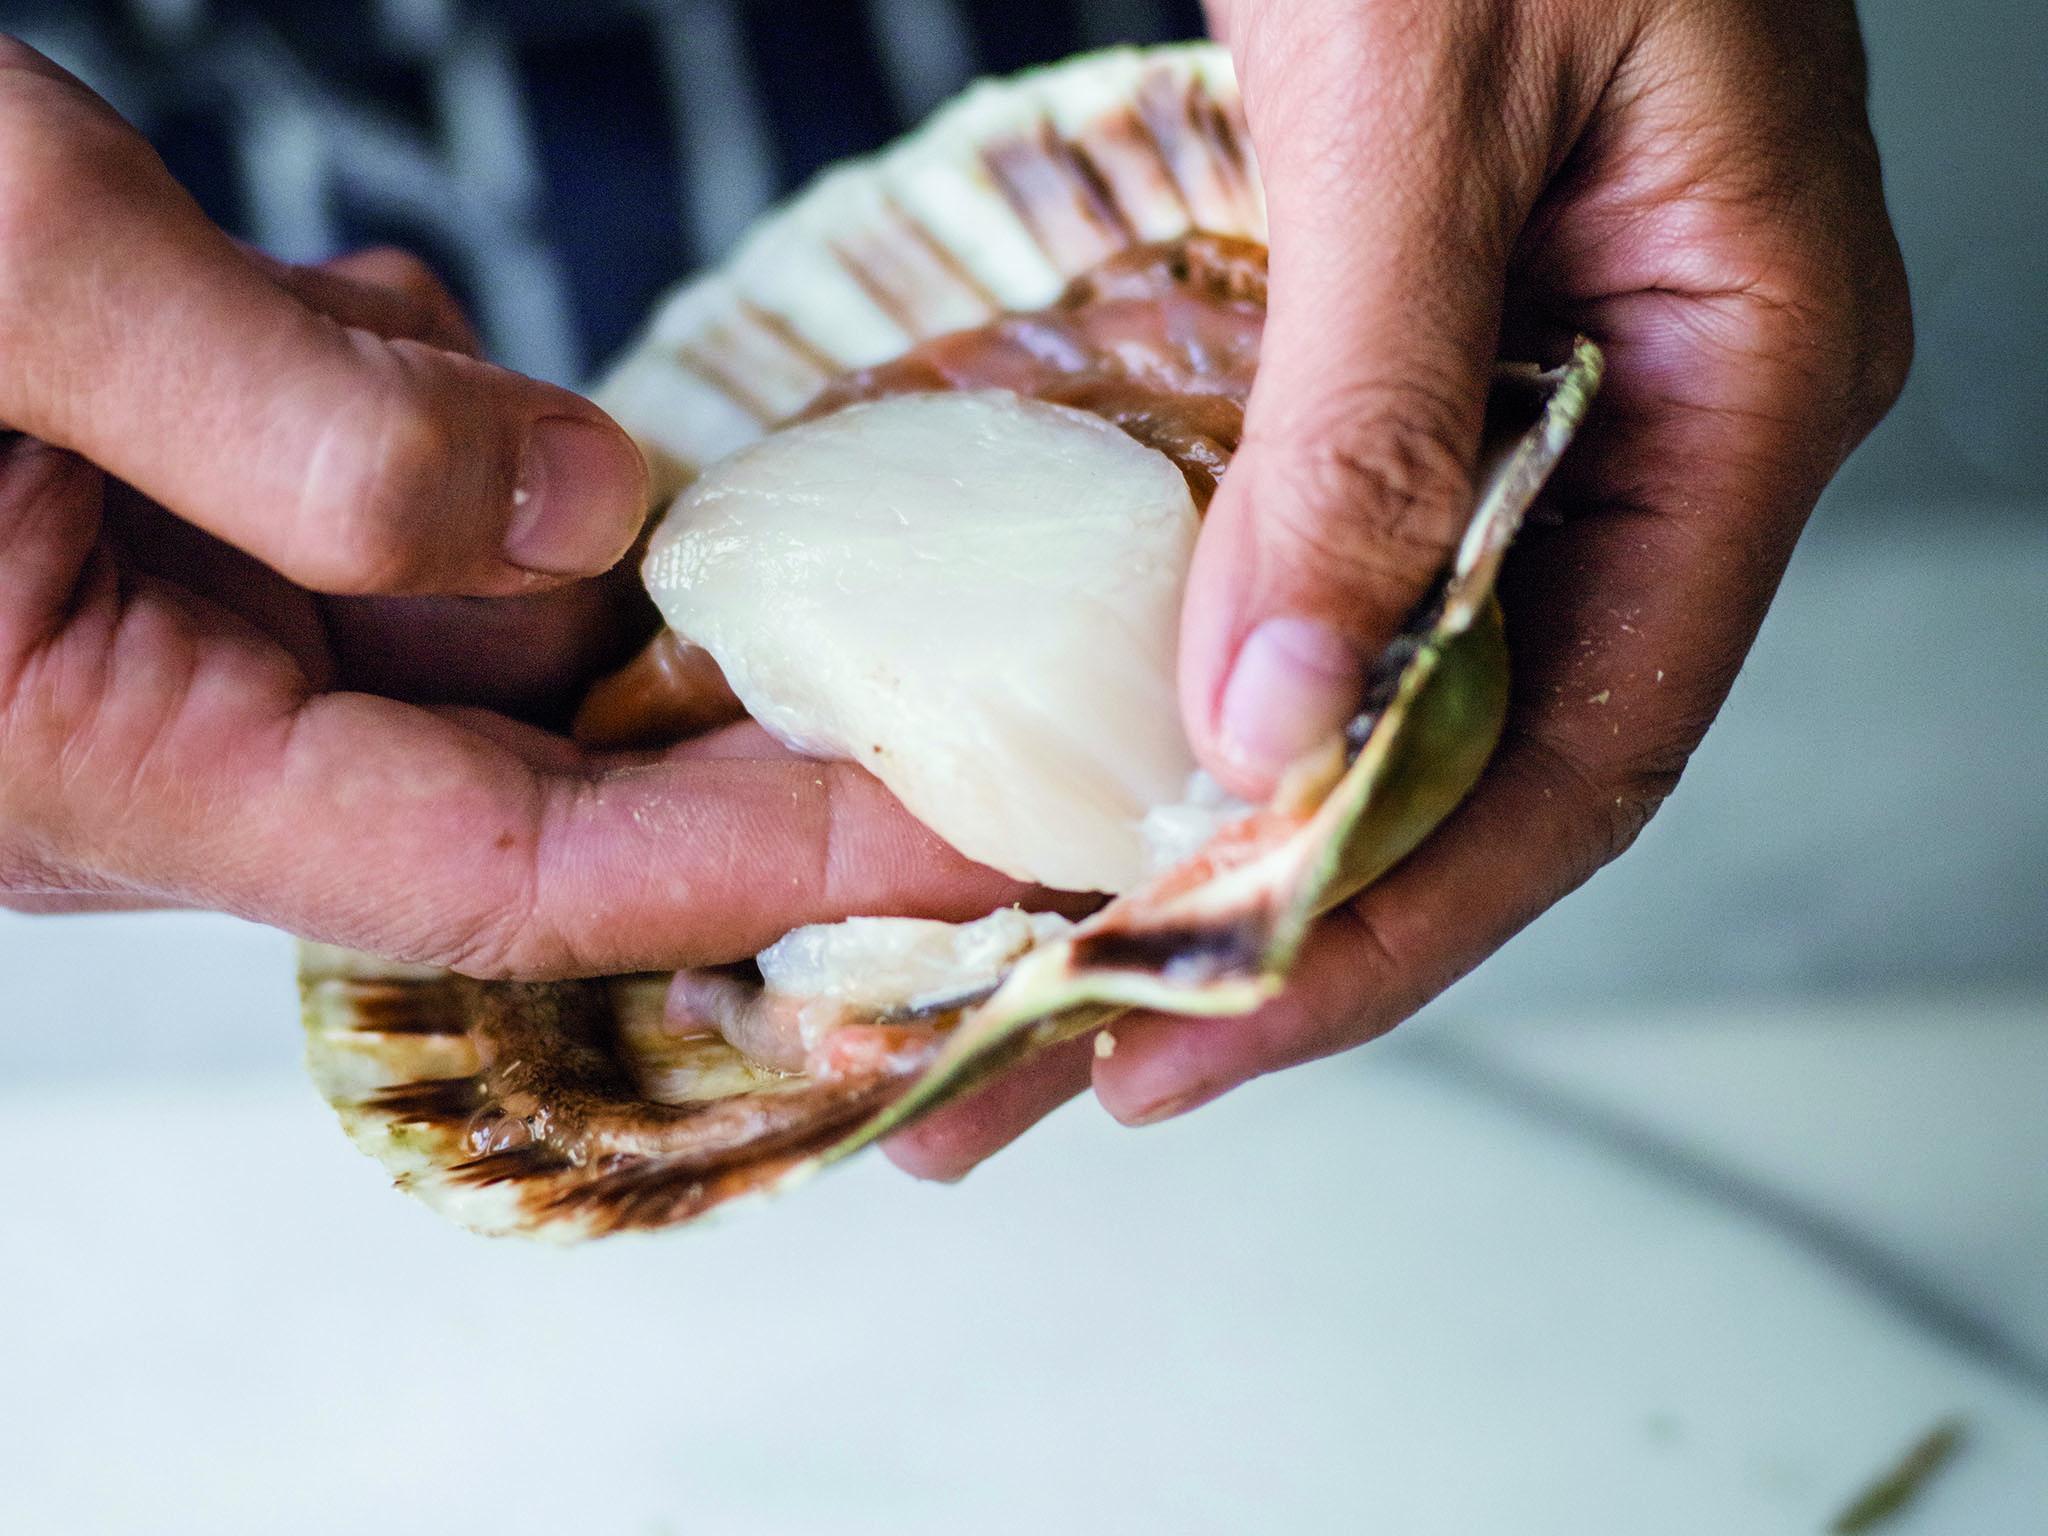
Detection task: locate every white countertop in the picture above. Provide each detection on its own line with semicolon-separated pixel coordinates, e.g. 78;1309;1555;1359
3;915;2044;1534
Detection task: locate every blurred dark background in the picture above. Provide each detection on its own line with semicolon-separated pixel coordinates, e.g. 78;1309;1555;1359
1;0;1207;381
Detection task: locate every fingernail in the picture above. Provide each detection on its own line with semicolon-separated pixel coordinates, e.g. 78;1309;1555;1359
505;417;646;576
1217;617;1363;789
1120;1086;1218;1128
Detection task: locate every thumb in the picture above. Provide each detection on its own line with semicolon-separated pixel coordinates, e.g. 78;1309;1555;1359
0;41;645;597
1182;6;1551;797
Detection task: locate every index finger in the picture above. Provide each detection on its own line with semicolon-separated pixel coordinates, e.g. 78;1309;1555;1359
0;438;1025;975
0;40;645;596
1092;290;1908;1124
212;695;1035;978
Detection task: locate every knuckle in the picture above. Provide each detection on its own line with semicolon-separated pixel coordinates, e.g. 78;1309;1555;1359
1852;261;1915;432
1712;173;1916;452
1601;761;1682;864
1256;395;1474;593
1251;905;1404;1075
291;348;475;594
437;910;533;979
1708;262;1908;482
303;415;455;593
355;245;441;298
1315;913;1405;1049
436;792;564;981
405;876;551;980
1523;730;1685;882
351;246;473;347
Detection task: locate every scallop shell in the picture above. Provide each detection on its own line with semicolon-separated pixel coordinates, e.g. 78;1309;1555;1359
593;43;1264;502
300;43;1602;1240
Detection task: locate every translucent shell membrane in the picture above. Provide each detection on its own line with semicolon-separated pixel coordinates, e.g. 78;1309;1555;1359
298;41;1603;1240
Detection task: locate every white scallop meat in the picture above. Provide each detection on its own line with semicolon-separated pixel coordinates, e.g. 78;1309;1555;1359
642;390;1203;892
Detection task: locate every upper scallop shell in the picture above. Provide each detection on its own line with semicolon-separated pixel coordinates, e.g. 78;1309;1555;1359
594;43;1262;502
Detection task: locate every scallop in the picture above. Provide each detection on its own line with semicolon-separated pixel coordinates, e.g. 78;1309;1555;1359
299;42;1603;1240
645;390;1200;893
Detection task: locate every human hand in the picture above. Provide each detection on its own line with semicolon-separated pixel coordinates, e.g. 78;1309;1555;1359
890;0;1912;1175
0;39;1027;970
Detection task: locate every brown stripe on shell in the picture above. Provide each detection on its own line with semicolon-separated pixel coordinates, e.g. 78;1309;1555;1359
828;240;925;336
329;978;468;1036
672;344;781;425
458;978;901;1232
884;194;1006;312
736;300;845;377
828;194;1007;339
980;121;1135;273
682;307;841;421
331;974;929;1234
369;1075;483;1125
1132;67;1248;235
1068;909;1276;987
451;1145;569;1187
801;235;1262;509
1066;106;1194;241
1188;84;1258;221
540;1144;823;1235
1060;139;1139;244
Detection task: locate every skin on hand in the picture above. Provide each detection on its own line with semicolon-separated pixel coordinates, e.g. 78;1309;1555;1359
0;37;1032;975
889;0;1913;1179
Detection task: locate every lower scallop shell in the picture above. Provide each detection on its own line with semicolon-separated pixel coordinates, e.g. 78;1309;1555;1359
300;43;1601;1240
